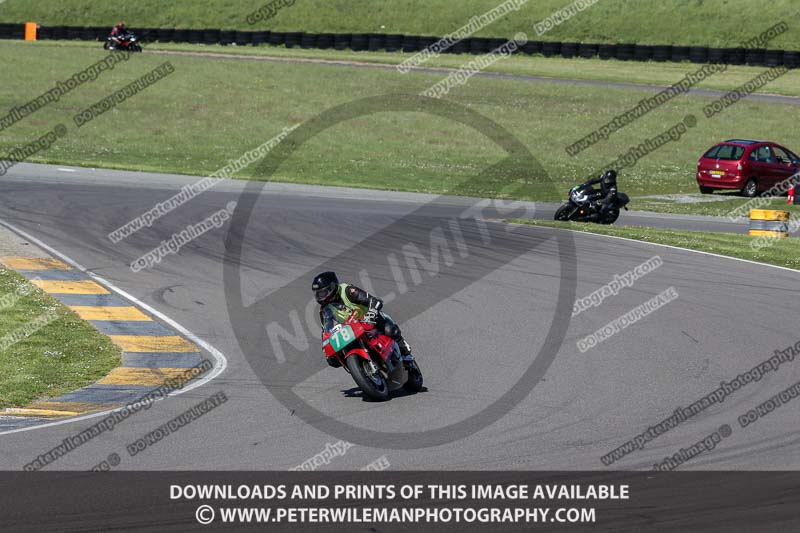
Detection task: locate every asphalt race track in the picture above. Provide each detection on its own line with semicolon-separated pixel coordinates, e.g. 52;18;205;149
1;162;798;471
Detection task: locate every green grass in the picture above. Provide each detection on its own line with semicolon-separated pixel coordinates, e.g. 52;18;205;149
144;41;800;98
2;0;800;49
1;40;798;211
511;220;800;270
632;196;798;216
0;269;121;409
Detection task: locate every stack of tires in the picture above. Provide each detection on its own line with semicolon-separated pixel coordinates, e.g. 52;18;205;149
616;43;635;61
688;46;709;63
8;24;800;71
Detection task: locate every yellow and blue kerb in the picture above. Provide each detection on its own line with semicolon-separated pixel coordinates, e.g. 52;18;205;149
0;256;207;430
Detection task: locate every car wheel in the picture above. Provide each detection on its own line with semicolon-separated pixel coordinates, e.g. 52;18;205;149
742;178;758;198
699;186;713;194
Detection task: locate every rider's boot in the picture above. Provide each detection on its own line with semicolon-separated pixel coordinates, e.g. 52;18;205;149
397;336;415;362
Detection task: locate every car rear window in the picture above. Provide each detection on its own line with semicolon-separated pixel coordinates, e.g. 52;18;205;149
703;146;721;158
714;145;745;160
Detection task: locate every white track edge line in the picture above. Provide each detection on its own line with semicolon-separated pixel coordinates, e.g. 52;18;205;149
0;219;229;436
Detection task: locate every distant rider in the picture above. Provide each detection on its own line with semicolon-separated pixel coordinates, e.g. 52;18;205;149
584;169;618;216
109;22;129;48
312;271;415;368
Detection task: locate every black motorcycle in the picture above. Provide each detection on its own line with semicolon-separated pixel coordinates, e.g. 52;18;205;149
553;184;630;224
104;33;142;52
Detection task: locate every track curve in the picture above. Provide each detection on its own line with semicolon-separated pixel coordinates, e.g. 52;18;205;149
0;163;798;471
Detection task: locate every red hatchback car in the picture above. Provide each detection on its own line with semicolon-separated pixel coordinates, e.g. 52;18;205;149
696;139;800;197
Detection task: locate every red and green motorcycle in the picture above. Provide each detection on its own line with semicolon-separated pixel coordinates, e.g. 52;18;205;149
322;310;423;401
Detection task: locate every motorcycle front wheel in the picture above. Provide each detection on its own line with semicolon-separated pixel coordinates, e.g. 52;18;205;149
554;203;572;221
346;355;389;401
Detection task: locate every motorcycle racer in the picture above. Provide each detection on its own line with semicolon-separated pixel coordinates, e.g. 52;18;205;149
583;169;618;216
109;22;129;46
312;271;415;368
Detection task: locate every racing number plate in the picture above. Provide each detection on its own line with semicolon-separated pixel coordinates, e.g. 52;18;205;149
330;325;356;352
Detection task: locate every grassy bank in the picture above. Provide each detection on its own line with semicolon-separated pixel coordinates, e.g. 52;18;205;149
139;42;800;98
632;196;797;217
512;220;800;270
0;269;121;409
0;40;798;208
2;0;800;49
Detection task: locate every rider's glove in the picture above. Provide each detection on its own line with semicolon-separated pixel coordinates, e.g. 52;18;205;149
364;309;379;324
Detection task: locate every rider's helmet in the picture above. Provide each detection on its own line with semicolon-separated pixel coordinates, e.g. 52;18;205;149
116;22;126;31
312;271;339;305
602;169;617;187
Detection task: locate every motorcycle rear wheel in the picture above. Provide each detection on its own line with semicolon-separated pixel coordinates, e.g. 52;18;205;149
346;355;389;401
600;209;620;225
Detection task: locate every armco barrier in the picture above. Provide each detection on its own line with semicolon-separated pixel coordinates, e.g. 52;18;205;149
4;24;799;68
